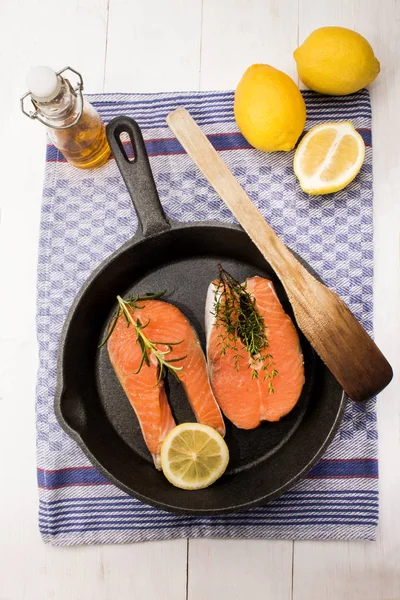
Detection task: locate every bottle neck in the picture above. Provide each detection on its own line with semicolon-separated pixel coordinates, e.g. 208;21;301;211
33;77;81;128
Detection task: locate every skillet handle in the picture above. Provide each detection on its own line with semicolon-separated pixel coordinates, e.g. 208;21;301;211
106;116;171;237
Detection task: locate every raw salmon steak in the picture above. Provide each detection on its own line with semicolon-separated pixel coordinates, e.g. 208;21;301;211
107;299;225;468
206;275;305;429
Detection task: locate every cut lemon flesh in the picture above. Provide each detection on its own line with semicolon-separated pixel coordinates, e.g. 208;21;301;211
160;423;229;490
294;121;365;195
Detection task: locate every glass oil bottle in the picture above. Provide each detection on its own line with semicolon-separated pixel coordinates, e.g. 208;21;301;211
21;66;111;169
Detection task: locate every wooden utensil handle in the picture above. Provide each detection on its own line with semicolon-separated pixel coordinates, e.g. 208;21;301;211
166;107;393;402
166;108;304;284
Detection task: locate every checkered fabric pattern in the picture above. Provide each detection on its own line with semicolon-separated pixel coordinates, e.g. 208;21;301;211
37;90;378;545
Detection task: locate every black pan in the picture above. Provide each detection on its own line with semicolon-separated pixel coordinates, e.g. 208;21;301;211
55;116;346;514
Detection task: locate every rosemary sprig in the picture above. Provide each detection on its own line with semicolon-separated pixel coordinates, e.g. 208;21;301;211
99;291;187;384
99;290;166;348
213;265;278;392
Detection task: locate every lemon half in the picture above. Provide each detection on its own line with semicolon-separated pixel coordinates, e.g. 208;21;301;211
293;121;365;195
160;423;229;490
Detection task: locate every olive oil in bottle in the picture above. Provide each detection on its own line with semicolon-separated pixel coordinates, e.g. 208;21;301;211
21;66;111;169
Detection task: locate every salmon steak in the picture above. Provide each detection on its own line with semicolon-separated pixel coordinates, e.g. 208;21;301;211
206;275;305;429
107;298;225;469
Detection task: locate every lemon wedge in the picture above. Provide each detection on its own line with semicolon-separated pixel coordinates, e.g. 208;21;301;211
293;121;365;195
160;423;229;490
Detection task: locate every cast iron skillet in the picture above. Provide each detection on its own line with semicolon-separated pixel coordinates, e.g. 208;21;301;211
55;116;346;514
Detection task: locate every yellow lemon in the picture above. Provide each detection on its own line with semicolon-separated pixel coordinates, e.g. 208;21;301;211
234;64;306;152
293;121;365;195
294;27;380;95
160;423;229;490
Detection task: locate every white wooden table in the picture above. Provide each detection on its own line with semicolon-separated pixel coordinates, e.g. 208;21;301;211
1;1;399;598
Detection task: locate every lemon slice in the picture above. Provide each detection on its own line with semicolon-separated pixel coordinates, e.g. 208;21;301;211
160;423;229;490
294;121;365;195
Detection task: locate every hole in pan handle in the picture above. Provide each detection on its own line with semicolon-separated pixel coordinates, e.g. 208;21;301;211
106;116;171;238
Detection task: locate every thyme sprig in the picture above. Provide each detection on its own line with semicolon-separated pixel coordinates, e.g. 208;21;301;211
213;265;278;392
99;291;187;384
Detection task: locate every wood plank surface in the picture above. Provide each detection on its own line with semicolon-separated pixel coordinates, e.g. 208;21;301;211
293;1;400;598
188;2;297;597
0;1;187;599
189;539;293;600
0;1;399;599
104;0;203;92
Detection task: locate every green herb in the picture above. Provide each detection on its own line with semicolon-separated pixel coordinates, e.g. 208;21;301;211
213;265;278;392
99;291;186;384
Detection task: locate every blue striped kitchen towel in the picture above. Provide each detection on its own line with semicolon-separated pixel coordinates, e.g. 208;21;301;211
37;89;378;545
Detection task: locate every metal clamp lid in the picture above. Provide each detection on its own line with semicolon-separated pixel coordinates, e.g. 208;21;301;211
20;66;84;130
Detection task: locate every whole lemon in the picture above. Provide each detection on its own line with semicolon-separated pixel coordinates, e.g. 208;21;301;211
234;64;306;152
294;27;380;95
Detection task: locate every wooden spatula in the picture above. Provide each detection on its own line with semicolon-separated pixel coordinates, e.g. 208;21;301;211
166;107;392;402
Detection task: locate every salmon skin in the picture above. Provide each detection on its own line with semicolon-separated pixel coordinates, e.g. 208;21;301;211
107;299;225;469
206;276;305;429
